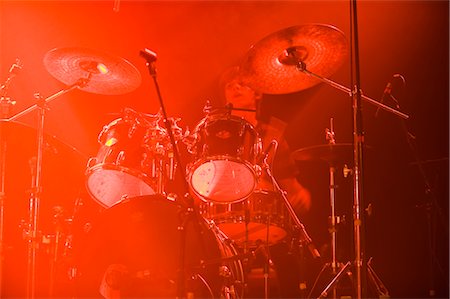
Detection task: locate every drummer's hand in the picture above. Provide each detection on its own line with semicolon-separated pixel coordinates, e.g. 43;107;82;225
278;177;311;215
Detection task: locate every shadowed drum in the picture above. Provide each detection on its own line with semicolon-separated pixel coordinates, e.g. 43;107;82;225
73;195;244;298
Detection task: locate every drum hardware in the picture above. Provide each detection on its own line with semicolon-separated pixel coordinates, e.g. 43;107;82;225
8;86;83;299
4;47;140;299
0;59;22;295
239;22;409;298
292;125;389;298
46;205;75;297
295;120;354;298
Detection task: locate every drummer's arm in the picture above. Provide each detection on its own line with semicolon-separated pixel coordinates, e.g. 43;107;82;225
278;177;311;216
259;116;312;216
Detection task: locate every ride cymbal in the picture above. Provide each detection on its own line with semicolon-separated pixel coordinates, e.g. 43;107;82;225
291;143;353;164
240;24;348;94
44;47;142;95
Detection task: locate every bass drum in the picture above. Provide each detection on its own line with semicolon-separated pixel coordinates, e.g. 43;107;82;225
73;195;244;298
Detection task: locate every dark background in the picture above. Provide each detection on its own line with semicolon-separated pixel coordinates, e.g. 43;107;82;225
1;1;448;298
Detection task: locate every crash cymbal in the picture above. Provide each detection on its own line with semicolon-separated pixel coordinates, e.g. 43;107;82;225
291;143;353;164
44;47;142;95
240;24;348;94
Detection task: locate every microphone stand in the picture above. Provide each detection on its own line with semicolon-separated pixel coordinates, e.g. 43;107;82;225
7;79;87;299
393;93;448;297
140;49;193;299
261;143;321;260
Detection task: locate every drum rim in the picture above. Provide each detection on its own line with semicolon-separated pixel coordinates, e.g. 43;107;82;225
98;116;170;143
194;113;257;131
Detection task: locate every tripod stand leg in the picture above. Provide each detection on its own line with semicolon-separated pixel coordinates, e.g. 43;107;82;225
367;258;390;298
317;261;352;299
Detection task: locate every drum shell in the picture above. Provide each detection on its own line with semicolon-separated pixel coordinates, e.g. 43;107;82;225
85;117;173;208
189;114;260;163
199;190;292;248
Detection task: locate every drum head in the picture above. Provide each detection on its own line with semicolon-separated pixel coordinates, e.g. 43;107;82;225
74;195;225;298
86;166;155;208
190;159;256;203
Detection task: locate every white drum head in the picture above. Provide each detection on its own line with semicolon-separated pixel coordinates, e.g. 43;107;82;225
86;168;155;208
190;160;256;203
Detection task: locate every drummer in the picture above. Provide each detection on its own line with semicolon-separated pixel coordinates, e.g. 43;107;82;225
219;66;312;298
220;66;311;215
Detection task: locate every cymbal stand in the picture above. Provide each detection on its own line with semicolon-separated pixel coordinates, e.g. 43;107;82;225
325;119;340;277
309;120;355;299
282;31;408;296
325;119;347;298
0;59;21;296
8;79;88;299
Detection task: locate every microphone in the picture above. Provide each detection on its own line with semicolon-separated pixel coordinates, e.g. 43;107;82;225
1;59;22;96
139;48;157;62
375;80;393;118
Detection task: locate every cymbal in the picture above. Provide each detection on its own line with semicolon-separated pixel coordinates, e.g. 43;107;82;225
291;143;353;164
240;24;348;94
44;47;142;95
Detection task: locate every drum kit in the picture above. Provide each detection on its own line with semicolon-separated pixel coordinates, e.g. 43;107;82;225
0;23;399;298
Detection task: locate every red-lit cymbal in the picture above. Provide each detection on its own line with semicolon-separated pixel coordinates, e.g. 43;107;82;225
44;47;142;95
240;24;348;94
291;143;353;164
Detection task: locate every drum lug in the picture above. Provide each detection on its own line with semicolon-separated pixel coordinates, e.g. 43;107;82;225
86;157;97;168
128;122;138;138
254;164;262;177
115;150;125;164
219;265;233;278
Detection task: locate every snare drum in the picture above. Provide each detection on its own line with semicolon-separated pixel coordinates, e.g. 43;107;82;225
86;109;180;208
187;114;262;204
200;190;291;248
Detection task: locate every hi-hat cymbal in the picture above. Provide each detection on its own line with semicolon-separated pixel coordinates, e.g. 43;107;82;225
44;47;142;95
240;24;348;94
291;143;353;164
